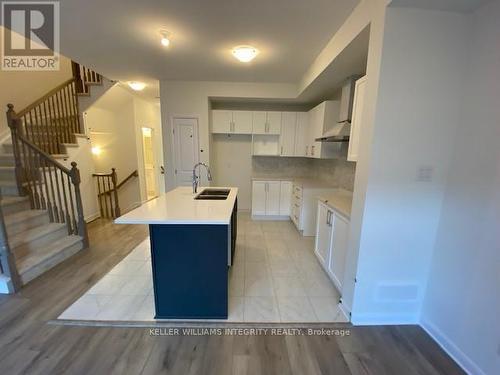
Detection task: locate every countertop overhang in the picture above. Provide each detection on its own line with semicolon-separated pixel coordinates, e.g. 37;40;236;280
114;187;238;225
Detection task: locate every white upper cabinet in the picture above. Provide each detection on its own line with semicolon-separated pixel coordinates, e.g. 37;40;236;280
280;112;297;156
347;76;367;162
294;112;309;157
232;111;253;134
212;110;232;133
308;101;341;159
211;110;252;134
252;111;281;134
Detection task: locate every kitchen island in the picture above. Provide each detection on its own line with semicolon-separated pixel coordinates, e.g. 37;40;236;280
115;186;238;319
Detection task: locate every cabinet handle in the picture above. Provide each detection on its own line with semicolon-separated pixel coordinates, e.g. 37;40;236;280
281;146;283;155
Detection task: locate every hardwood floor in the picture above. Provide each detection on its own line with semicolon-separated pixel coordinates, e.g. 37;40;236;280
0;219;464;374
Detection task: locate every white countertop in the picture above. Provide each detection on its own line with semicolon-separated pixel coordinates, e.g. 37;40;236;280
114;187;238;225
317;189;353;219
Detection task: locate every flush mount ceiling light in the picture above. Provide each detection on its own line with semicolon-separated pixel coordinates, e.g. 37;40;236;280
128;81;146;91
232;45;259;63
160;30;170;47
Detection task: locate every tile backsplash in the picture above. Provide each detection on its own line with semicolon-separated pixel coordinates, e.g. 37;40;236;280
252;157;356;191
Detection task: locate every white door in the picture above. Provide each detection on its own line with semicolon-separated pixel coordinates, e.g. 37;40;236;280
266;112;282;134
329;213;350;291
348;76;367;162
141;127;157;200
212;110;232;133
294;112;308;157
280;112;296;156
173;117;199;187
232;111;252;134
251;181;267;215
314;202;333;267
279;181;292;216
252;111;267;134
266;181;281;215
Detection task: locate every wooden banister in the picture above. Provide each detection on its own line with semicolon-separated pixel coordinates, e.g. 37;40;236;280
92;169;137;219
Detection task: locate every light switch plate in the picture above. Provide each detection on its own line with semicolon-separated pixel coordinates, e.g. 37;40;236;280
416;166;434;182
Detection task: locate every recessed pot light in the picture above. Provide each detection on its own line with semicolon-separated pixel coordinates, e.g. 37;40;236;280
232;45;259;63
128;81;146;91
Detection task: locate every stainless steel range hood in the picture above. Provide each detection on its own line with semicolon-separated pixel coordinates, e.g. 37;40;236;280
315;121;351;142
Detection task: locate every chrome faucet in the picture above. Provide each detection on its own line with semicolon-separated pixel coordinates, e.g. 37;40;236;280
192;162;212;193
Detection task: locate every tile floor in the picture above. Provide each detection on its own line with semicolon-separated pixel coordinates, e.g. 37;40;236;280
59;213;348;323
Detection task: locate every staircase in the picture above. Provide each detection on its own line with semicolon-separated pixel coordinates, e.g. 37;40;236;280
0;62;103;292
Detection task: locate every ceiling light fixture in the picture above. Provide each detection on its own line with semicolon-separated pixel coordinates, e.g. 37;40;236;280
160;30;170;47
232;45;259;63
128;81;146;91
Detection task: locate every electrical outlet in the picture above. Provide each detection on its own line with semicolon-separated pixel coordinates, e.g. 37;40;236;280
416;165;434;182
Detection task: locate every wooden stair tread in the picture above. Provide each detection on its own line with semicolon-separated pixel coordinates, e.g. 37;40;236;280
9;222;66;249
4;209;47;225
0;196;29;206
16;235;83;275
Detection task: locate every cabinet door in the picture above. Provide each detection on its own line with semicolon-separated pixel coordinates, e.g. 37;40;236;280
266;112;282;134
212;110;232;133
280;112;297;156
232;111;253;134
348;76;367;162
328;213;349;291
314;202;333;267
279;181;292;216
251;181;267;216
252;111;267;134
294;112;308;157
266;181;281;215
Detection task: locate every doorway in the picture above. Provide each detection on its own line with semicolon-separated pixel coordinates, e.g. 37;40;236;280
141;127;158;200
172;117;199;187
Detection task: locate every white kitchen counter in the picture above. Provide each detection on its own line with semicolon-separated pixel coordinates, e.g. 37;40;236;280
114;186;238;225
317;189;353;219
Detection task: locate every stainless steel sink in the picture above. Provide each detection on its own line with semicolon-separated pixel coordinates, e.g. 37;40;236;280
194;188;230;200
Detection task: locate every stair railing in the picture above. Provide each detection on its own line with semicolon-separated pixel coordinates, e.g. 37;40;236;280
72;61;102;95
93;169;138;219
6;105;88;247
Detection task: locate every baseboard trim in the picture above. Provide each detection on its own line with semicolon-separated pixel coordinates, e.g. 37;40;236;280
420;318;485;375
85;212;100;223
350;312;418;326
251;215;290;221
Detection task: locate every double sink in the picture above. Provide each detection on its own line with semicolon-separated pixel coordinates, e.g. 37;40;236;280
194;188;230;200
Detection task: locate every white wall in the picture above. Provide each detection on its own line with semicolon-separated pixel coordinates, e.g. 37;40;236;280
159;81;297;192
0;28;73;137
350;7;468;324
86;85;162;214
211;134;253;210
421;2;500;374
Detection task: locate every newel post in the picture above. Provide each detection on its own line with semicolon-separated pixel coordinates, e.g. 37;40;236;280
111;168;121;218
6;104;24;196
70;162;89;247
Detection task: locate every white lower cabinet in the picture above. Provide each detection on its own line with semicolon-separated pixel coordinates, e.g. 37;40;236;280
328;213;349;291
314;201;350;293
315;202;333;266
251;180;292;218
279;181;292;216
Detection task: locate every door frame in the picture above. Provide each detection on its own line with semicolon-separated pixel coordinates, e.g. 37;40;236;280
140;126;158;200
171;115;200;188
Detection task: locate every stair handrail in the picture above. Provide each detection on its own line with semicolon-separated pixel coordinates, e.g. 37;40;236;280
6;105;88;246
